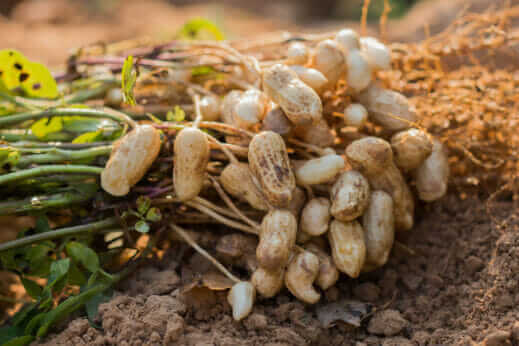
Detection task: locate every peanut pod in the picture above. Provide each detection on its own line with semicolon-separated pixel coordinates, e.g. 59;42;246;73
251;267;285;298
300;198;331;236
330;170;370;222
305;243;339;290
220;162;269;211
285;251;321;304
328;219;366;278
415;139;449;202
295;154;345;186
391;128;433;172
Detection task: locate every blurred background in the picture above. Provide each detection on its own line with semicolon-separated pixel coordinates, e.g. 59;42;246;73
0;0;513;66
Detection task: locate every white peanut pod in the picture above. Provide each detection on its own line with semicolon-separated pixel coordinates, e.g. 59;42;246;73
285;251;321;304
221;90;243;124
249;131;296;207
251;267;285;298
305;243;339;290
257;209;297;270
300;198;331;236
362;190;395;267
357;83;417;132
344;103;368;128
287;42;309;65
330;171;370;222
173;128;210;201
294;154;345;186
101;125;161;196
335;28;361;53
360;37;391;71
346;49;372;93
312;39;346;88
391;128;433;172
346;137;414;231
328;220;366;278
293;118;335;148
232;89;269;129
289;65;328;94
199;95;221;121
262;64;323;126
262;107;293;137
415;140;449;202
220;162;269;211
227;281;256;321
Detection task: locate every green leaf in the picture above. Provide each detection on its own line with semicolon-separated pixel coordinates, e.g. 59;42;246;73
11;303;37;327
136;196;151;215
19;61;59;99
146;207;162;222
39;259;70;309
3;335;34;346
24;313;46;335
21;277;42;299
0;325;25;345
35;215;50;233
66;242;100;273
121;56;137;106
134;220;150;233
31;117;63;138
72;130;102;143
177;18;225;41
166;105;185;122
85;290;112;326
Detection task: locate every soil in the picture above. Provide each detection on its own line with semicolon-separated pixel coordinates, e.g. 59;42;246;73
33;193;519;345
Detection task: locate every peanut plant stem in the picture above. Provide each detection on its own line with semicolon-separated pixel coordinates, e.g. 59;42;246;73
0;217;118;252
17;146;112;166
0;165;103;185
0;191;97;216
170;223;240;283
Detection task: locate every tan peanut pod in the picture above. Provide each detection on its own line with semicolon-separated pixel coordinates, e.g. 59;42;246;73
362;190;395;267
391;128;433;172
262;64;323;126
300;198;331;236
285;251;321;304
305;243;339;290
293;117;335;148
199;95;221;121
312;39;345;88
328;220;366;278
344;103;368;128
248;131;296;207
173;128;210;201
227;281;256;321
360;37;391;71
220;162;269;211
295;154;345;186
257;209;297;270
288;186;306;217
221;90;243;124
101;125;161;196
415;140;449;202
251;267;285;298
289;65;328;94
232;89;269;129
346;49;372;93
346;137;414;231
357;83;417;132
330;171;370;222
287;42;309;65
262;107;293;137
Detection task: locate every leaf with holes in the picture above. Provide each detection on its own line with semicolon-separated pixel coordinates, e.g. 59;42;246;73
0;49;28;91
19;61;58;99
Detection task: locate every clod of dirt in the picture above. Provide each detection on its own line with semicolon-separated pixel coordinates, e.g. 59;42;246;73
367;309;408;336
381;336;414;346
316;300;373;328
353;282;381;302
244;313;268;330
483;330;512;346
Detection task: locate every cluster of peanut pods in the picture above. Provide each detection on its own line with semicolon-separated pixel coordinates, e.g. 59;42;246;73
100;28;449;321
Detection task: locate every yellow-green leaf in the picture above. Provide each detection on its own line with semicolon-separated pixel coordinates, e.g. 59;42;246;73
31;117;63;138
72;130;103;143
121;56;136;106
177;18;225;41
0;49;28;91
166;105;185;122
19;61;59;99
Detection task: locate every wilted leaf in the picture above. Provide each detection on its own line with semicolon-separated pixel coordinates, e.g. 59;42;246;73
316;300;373;328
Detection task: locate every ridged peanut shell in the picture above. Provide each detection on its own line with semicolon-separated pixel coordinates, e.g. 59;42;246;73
101;125;161;196
391;128;433;172
328;220;366;278
305;243;339;290
173;128;210;201
220;162;269;211
330;171;370;222
249;131;295;207
251;267;285;298
285;251;321;304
